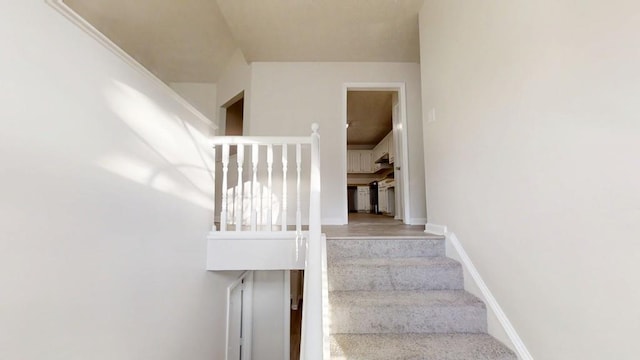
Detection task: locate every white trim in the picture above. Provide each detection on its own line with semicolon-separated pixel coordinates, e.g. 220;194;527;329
225;271;254;360
208;231;307;240
321;217;345;226
409;217;427;225
425;223;448;236
320;235;331;360
207;237;306;270
341;83;412;225
283;271;291;360
341;86;349;225
211;136;312;145
45;0;216;130
442;229;533;360
225;277;240;360
242;272;254;360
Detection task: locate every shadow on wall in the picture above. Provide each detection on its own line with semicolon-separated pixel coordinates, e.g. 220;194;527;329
224;181;281;227
96;80;214;209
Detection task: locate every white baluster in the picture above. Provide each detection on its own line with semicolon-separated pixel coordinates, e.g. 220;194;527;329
296;143;302;234
267;145;274;231
251;144;259;231
220;144;229;232
281;144;288;232
211;145;217;231
236;145;244;231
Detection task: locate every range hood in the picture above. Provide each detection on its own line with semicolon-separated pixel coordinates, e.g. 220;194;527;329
374;152;389;164
373;157;392;173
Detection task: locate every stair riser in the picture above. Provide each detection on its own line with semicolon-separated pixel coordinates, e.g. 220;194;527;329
328;265;463;291
330;306;487;334
329;334;518;360
327;239;445;260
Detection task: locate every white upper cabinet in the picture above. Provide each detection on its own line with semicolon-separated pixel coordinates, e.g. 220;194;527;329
347;150;362;173
372;139;384;162
347;150;374;174
373;131;393;163
348;130;394;174
360;151;373;173
387;132;395;164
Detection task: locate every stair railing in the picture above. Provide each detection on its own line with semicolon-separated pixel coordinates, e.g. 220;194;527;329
300;124;323;360
210;124;323;360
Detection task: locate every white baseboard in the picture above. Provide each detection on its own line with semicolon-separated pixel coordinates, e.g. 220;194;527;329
321;217;345;225
408;217;427;225
437;226;533;360
425;223;447;236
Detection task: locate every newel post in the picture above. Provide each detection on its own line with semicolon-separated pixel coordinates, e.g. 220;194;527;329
301;123;323;360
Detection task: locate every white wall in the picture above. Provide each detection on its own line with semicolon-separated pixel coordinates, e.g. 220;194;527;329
216;49;251;129
251;271;288;360
249;62;427;224
169;82;218;123
0;3;239;359
420;1;640;359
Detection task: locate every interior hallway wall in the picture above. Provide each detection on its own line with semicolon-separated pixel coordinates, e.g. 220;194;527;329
249;62;427;225
0;3;239;359
169;82;218;123
419;1;640;358
216;49;252;130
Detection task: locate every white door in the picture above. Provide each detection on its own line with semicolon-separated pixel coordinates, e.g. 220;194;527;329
228;280;243;360
227;273;253;360
357;186;370;212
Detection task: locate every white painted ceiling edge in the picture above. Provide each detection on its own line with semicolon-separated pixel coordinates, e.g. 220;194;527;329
63;0;424;83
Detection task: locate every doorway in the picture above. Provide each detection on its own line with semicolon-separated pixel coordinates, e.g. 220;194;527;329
343;83;411;225
226;271;253;360
222;91;244;136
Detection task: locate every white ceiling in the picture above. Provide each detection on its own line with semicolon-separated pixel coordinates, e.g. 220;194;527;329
63;0;237;83
347;91;394;146
216;0;423;63
63;0;423;83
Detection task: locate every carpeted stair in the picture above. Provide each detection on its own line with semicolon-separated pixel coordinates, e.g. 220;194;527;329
326;237;517;360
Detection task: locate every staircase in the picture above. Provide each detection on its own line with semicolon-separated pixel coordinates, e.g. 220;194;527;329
326;237;517;360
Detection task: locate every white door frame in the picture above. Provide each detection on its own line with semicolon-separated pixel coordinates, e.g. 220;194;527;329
392;102;403;220
226;271;254;360
342;82;411;224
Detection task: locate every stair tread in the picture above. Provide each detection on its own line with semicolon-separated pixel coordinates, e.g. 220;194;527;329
330;333;517;360
329;256;459;267
328;256;463;291
326;235;445;240
327;238;446;259
329;290;484;308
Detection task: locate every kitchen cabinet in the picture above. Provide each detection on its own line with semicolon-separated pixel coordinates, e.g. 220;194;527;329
372;131;394;163
347;150;373;173
372;138;386;163
359;151;373;173
378;179;395;215
356;186;370;212
378;187;388;213
347;151;361;173
371;131;395;172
